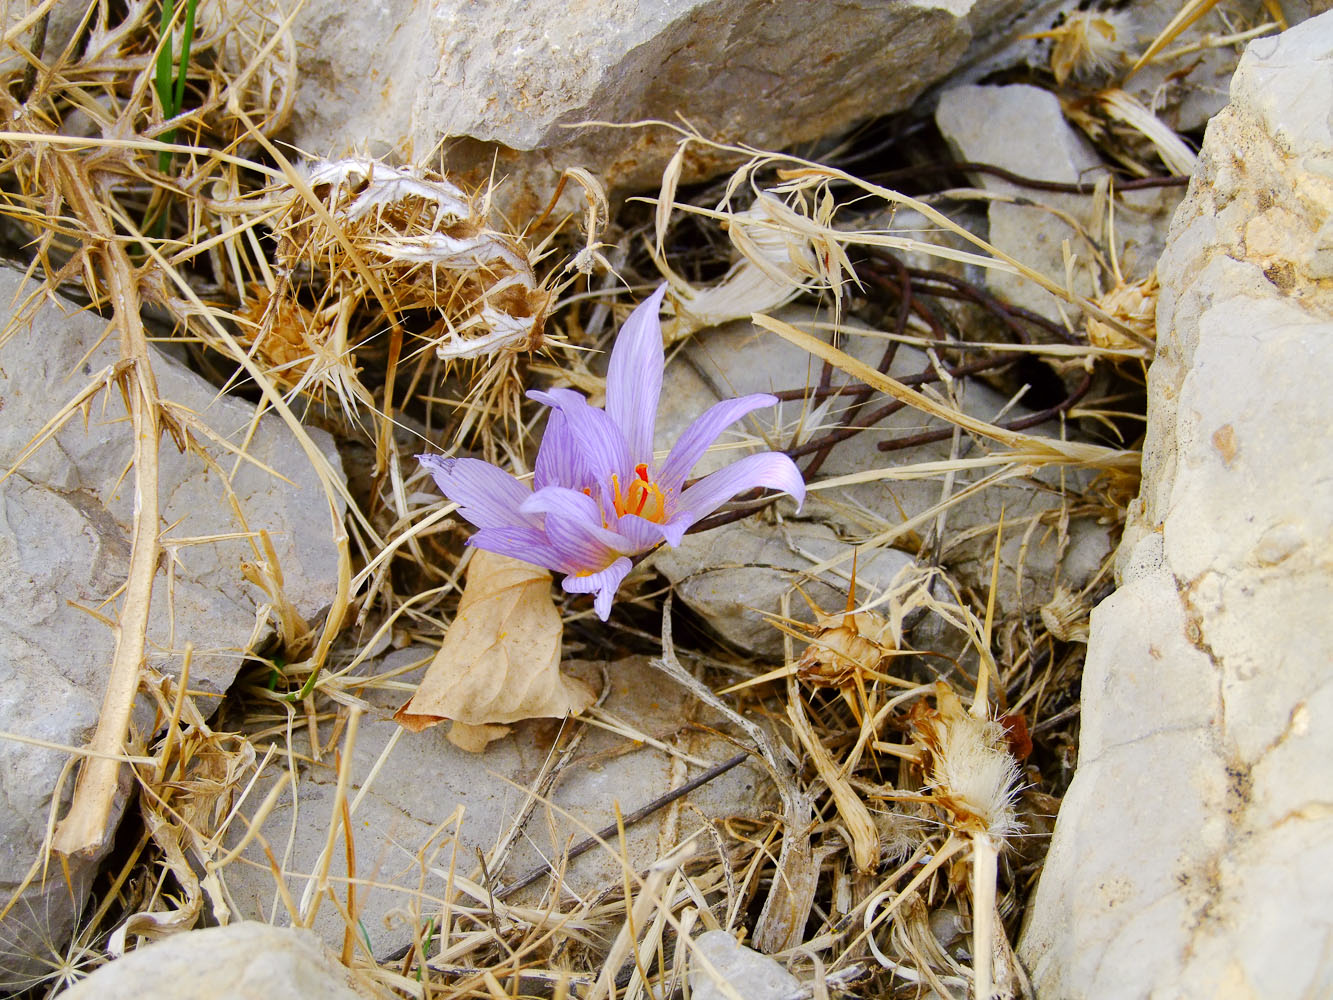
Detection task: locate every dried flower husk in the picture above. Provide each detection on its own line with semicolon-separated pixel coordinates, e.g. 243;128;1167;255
1030;11;1133;84
796;609;896;690
1039;583;1091;643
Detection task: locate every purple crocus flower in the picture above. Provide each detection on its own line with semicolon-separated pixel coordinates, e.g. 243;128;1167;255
420;285;805;620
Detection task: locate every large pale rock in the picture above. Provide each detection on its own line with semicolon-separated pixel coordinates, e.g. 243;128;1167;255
283;0;1060;213
0;269;345;988
212;650;769;957
57;922;374;999
650;310;1113;653
935;83;1180;324
1019;15;1333;998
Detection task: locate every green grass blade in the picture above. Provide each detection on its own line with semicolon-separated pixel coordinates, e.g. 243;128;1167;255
154;0;176;115
172;0;197;118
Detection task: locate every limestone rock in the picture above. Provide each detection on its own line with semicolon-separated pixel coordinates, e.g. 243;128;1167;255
935;82;1181;324
211;649;770;958
283;0;1054;213
649;309;1113;654
1019;15;1333;998
0;269;345;989
57;922;374;999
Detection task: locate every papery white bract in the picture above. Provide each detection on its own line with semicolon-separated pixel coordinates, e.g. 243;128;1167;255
421;285;805;619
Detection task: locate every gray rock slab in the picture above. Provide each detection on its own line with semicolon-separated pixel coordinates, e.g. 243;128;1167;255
652;519;916;658
282;0;1047;213
650;309;1113;653
57;921;376;999
1019;14;1333;998
211;649;771;959
0;269;345;989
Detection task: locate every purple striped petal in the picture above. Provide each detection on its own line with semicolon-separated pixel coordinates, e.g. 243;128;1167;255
655;512;692;548
605;284;667;461
534;409;593;492
468;526;565;572
529;387;631;509
561;557;634;621
675;452;806;525
656;393;779;493
521;487;636;571
612;512;673;552
419;455;536;531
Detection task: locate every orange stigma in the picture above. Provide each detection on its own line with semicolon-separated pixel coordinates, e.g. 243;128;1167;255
612;463;668;523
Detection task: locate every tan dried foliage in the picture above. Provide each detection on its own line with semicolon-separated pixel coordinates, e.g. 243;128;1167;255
270;159;549;360
394;550;594;751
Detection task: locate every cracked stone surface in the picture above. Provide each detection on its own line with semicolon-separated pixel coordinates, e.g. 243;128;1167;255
281;0;1063;214
213;650;770;958
0;268;346;988
1018;15;1333;998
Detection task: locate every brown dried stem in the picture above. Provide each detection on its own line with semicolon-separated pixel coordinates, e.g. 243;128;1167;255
50;153;163;859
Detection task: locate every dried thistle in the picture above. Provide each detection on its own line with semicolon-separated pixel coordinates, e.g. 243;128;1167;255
1087;269;1158;350
791;555;899;720
1039;583;1091;644
910;682;1024;1000
244;157;553;430
910;682;1021;842
281;158;549;358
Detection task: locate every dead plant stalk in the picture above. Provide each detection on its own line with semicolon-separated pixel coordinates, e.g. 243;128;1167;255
50;153;163;858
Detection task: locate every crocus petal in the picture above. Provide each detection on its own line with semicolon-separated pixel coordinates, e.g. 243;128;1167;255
521;487;637;570
419;455;536;531
468;526;565;573
656;392;780;494
613;512;673;552
533;409;593;492
675;452;806;526
561;557;633;621
605;284;668;461
529;387;631;507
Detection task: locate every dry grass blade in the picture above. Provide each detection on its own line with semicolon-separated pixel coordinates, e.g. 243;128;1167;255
1095;89;1198;176
1125;0;1285;79
754;312;1139;470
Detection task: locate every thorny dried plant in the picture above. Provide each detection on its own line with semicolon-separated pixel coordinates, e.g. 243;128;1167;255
0;0;1234;995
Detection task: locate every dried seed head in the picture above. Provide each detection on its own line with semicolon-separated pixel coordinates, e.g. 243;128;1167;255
911;683;1022;842
1039;11;1134;85
1039;583;1091;643
796;609;895;689
1087;270;1158;350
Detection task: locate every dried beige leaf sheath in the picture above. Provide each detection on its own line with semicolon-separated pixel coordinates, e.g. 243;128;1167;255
395;551;594;750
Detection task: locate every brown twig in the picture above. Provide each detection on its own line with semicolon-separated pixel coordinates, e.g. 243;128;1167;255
493;751;749;901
